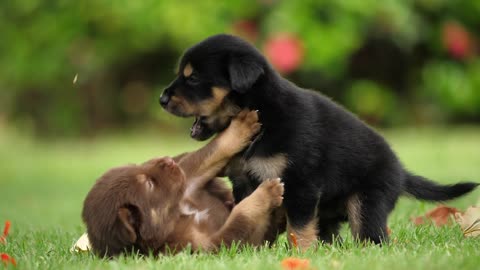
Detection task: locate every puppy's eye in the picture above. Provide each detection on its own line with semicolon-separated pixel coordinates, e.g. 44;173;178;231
187;73;200;85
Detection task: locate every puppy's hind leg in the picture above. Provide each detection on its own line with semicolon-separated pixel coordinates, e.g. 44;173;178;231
317;219;343;244
284;186;321;250
348;191;396;244
209;178;284;249
205;177;235;210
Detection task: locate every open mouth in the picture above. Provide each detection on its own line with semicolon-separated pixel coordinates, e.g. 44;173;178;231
190;117;205;139
190;116;217;141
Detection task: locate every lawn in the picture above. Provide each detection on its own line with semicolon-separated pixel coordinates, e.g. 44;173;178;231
0;126;479;270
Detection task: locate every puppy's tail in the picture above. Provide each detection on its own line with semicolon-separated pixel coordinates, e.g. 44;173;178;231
404;173;478;201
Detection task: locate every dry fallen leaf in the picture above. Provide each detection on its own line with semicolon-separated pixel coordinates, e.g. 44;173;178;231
71;233;91;252
281;257;311;270
455;206;480;237
73;74;78;84
412;205;460;226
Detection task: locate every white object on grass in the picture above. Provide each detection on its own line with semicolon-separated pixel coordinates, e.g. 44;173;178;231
71;233;91;252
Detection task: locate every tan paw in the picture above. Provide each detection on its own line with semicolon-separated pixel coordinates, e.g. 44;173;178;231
219;109;261;154
229;109;261;141
258;178;284;208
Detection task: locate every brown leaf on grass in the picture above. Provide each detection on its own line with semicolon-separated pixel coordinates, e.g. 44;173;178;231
281;257;311;270
411;205;461;226
455;206;480;237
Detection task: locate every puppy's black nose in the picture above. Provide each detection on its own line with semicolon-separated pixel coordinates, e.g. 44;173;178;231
159;94;170;107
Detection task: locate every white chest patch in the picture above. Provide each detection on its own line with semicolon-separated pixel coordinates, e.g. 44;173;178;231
180;204;209;224
245;154;289;181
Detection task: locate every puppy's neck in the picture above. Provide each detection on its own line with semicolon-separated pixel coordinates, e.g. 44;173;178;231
249;82;291;120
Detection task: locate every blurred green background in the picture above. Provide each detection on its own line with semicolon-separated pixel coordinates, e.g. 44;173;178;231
1;0;480;137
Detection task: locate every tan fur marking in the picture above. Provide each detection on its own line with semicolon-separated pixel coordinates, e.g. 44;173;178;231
287;217;318;250
170;96;195;115
169;86;228;117
246;154;289;181
198;87;229;116
346;193;362;238
170;96;181;103
212;86;229;100
183;63;193;77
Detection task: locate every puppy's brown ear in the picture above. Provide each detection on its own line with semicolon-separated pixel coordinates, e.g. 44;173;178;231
117;207;138;243
228;55;264;93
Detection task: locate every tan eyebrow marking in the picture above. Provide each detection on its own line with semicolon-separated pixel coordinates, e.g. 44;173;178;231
183;63;193;77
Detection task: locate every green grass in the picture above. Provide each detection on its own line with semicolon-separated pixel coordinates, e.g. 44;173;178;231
1;126;479;270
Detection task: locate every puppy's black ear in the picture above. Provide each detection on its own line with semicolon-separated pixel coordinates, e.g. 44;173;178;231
228;55;264;93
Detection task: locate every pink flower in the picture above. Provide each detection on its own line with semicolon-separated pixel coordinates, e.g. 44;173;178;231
442;21;474;60
264;33;304;74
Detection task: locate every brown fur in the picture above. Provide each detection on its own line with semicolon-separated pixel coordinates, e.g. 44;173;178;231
82;110;283;257
346;193;362;238
263;207;287;245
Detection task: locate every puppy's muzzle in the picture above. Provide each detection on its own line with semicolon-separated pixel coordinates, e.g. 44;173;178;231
159;95;169;107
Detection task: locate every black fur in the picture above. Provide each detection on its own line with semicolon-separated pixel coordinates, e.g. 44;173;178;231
405;173;478;201
160;34;478;244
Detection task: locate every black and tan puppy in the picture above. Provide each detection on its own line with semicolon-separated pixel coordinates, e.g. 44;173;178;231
83;110;284;257
159;34;478;249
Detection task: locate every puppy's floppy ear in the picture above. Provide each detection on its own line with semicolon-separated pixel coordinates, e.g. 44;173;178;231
228;54;264;93
117;207;138;243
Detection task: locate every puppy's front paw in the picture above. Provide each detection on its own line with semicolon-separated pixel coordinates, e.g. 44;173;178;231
229;110;261;142
258;178;284;208
219;110;261;154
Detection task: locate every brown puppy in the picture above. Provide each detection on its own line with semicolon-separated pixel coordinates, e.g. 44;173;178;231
82;110;284;257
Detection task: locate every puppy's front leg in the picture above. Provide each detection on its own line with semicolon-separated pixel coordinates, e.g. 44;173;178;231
208;178;284;250
179;110;260;185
